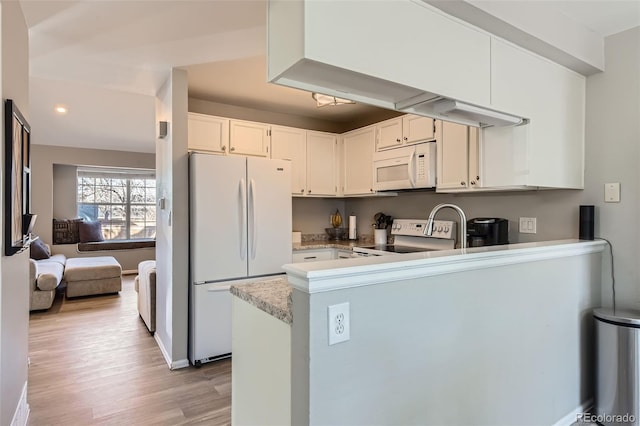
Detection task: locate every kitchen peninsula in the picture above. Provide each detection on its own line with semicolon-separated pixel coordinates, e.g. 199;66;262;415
231;239;607;426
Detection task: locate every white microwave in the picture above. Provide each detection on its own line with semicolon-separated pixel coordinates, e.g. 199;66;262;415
373;142;436;191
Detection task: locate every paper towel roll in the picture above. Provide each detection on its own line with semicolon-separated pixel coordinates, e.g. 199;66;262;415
349;215;357;240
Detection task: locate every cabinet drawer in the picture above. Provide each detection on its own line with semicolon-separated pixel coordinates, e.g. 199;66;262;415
292;249;334;263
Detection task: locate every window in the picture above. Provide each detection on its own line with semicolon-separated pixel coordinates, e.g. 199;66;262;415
77;167;156;240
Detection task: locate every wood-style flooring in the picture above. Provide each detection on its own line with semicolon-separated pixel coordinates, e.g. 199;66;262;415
28;275;231;425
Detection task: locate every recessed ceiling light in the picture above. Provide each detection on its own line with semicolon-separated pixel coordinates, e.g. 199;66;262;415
54;105;68;114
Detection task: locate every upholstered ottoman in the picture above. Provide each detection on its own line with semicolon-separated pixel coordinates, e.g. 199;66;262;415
64;256;122;298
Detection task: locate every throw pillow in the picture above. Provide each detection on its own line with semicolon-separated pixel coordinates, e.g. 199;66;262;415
78;221;105;243
30;238;51;260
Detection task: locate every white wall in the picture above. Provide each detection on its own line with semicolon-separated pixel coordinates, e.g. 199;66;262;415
343;27;640;309
0;1;30;425
292;249;603;425
155;68;189;368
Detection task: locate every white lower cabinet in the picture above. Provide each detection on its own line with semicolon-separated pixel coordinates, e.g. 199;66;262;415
292;249;334;263
232;297;291;426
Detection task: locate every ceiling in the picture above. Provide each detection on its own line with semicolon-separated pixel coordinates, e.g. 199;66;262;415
21;0;640;153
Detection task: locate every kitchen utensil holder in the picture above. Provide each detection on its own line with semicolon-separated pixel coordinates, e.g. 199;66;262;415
374;229;387;245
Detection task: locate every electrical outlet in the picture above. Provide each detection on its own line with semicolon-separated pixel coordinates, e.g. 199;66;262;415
604;182;621;203
328;302;350;345
519;217;537;234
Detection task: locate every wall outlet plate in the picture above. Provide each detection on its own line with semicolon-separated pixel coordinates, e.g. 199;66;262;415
604;182;620;203
328;302;350;345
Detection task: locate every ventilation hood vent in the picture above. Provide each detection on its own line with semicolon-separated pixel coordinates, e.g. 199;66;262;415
396;94;527;128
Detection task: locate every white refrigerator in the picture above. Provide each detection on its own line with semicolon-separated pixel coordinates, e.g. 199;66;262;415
189;152;292;366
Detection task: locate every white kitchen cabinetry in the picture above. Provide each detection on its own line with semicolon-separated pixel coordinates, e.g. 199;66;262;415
188;113;229;154
232;297;290;426
403;115;436;145
342;125;376;195
376;117;403;150
268;0;491;108
306;131;337;196
436;124;482;192
270;125;307;195
336;250;355;259
376;115;436;151
292;249;334;263
484;38;585;189
229;120;270;157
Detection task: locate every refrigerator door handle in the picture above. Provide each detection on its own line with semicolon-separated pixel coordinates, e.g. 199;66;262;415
249;178;257;260
239;178;247;260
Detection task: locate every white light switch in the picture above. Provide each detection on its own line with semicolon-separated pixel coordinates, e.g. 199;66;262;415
604;183;620;203
519;217;537;234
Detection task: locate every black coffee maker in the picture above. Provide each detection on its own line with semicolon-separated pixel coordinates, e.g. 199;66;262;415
467;218;509;247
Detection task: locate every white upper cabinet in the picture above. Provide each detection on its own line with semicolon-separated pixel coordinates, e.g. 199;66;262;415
342;125;376;196
188;113;229;154
229;120;270;157
436;124;483;193
376;115;436;151
376;118;403;150
436;121;469;191
268;0;491;109
270;125;307;196
402;115;435;145
487;38;585;188
306;131;337;197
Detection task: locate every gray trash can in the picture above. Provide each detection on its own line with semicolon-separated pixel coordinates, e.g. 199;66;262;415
594;308;640;425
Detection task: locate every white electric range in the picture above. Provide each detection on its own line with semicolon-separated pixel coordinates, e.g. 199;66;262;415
352;219;457;257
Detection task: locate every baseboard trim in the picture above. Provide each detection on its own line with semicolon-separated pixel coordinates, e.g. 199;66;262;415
553;399;594;426
153;333;189;370
10;381;30;426
171;358;190;370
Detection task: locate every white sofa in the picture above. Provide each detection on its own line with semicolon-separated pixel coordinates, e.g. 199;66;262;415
135;260;156;333
29;254;66;311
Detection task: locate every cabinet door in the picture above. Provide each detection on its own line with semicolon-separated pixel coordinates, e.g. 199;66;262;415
306;131;337;196
490;38;585;188
468;127;481;188
402;115;435;144
270;126;307;196
188;113;229;153
376;117;403;151
436;121;469;190
343;126;376;195
229;120;270;157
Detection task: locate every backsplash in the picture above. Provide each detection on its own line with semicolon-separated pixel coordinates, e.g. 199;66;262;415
293;188;587;245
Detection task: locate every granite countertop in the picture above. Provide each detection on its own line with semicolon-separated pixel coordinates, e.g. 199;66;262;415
230;277;292;324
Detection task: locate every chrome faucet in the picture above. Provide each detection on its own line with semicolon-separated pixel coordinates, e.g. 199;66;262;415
424;203;467;249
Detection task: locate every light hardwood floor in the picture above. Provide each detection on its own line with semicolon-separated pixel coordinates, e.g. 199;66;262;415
28;275;231;425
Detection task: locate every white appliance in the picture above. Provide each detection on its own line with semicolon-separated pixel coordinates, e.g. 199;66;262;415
189;152;292;366
353;218;456;257
373;141;436;191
